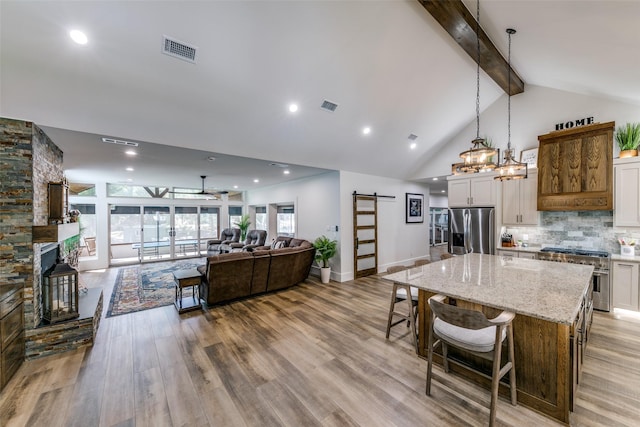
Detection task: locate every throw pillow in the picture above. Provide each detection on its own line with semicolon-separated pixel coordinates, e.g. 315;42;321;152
271;240;286;249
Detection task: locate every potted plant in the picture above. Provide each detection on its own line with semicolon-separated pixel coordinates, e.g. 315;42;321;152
234;214;251;241
313;235;337;283
615;122;640;158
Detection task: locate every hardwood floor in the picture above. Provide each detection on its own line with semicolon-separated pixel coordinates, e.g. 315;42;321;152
1;266;639;426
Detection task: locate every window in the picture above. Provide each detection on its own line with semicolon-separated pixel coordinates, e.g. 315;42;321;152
69;183;96;196
255;206;267;231
70;203;96;257
200;207;220;241
229;206;243;229
107;183;169;198
277;205;295;237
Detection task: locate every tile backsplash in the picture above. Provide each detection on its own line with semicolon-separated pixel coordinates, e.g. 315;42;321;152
504;211;639;255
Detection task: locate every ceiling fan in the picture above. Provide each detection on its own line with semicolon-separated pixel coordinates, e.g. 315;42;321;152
169;175;228;197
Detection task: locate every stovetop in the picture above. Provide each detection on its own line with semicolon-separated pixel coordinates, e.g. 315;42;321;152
539;247;610;258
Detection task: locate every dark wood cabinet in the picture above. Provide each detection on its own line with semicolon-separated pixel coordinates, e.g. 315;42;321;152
0;287;24;389
48;181;68;222
537;121;614;211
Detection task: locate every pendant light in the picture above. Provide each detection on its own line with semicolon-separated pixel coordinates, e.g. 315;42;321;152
495;28;528;181
452;0;498;175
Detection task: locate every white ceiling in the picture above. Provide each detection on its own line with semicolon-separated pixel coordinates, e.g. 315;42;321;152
2;1;639;195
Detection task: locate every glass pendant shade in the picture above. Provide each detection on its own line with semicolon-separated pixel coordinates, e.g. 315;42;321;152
495;148;527;180
452;138;498;174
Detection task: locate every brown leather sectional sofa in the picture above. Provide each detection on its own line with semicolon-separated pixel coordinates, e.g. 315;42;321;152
197;238;315;305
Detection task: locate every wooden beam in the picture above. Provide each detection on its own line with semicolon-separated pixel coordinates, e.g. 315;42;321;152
418;0;524;95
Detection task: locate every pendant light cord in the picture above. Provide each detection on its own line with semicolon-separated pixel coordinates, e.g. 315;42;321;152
475;0;480;140
507;29;512;151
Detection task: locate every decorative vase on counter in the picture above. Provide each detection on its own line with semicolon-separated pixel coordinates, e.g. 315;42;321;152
621;245;635;257
619;149;638;158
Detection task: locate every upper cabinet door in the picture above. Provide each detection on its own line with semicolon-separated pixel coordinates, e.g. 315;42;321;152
519;173;539;225
448;179;471;207
614;160;640;227
470;175;496;206
501;179;520;224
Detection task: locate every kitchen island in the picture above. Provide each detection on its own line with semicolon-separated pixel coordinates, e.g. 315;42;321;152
384;253;594;424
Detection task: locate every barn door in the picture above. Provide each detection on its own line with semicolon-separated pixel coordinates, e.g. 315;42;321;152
353;193;378;278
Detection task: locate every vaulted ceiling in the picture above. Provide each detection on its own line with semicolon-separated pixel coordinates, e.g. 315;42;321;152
2;1;639;194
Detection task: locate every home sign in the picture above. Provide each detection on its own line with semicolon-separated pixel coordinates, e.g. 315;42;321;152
555;116;594;131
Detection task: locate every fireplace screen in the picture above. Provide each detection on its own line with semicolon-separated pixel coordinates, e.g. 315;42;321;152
42;263;79;324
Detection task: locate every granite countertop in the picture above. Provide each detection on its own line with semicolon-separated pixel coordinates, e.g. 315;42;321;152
383;253;593;325
611;254;640;262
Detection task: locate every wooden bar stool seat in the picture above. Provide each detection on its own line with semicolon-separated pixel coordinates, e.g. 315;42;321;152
385;265;418;352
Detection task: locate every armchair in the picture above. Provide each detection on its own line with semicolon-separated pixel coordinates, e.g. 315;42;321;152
228;229;267;252
207;228;240;255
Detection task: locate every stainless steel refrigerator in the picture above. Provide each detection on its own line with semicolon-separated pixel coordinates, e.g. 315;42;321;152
448;207;495;255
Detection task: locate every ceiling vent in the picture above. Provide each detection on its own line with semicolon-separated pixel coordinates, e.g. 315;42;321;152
101;137;139;147
270;162;290;168
162;35;197;63
408;133;418;141
320;100;338;112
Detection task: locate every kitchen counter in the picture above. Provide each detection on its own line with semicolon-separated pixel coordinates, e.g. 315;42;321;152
384;253;593;325
611;253;640;262
383;253;594;423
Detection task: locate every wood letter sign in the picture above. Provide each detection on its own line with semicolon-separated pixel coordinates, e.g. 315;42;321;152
537;121;613;211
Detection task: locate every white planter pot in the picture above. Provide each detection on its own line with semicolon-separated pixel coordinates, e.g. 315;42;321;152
320;267;331;283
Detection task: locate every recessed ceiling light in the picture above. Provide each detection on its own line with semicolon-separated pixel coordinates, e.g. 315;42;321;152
233;185;238;189
441;190;446;193
125;150;137;156
432;177;439;181
410;142;417;150
69;30;88;45
362;127;371;135
253;179;259;183
127;179;133;182
126;167;134;172
283;170;290;175
288;103;298;113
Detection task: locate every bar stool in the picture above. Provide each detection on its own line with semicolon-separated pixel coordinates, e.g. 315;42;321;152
426;294;517;427
385;265;418;352
414;259;431;267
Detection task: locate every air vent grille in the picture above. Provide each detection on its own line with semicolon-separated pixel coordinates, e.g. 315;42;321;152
102;137;139;147
162;36;197;63
320;100;338;112
408;134;418;141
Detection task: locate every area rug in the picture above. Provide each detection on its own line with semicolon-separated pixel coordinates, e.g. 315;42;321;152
107;258;205;317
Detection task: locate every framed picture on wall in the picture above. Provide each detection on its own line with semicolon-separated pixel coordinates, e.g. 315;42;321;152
520;147;538;168
406;193;424;223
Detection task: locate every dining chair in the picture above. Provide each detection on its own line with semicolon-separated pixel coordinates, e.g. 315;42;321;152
426;294;517;427
385;265;418;352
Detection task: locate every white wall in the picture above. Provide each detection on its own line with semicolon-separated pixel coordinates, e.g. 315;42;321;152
429;194;448;208
246;171;340;243
246;171;341;278
414;84;640;179
339;171;431;282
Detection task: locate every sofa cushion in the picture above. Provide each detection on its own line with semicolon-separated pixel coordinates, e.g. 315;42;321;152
271;240;286;249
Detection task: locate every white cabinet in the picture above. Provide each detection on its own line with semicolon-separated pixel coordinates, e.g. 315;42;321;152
612;260;640;311
614;158;640;227
448;175;496;207
501;172;538;226
497;249;537;259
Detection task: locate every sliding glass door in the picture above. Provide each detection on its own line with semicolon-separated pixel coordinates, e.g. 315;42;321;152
110;204;219;265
